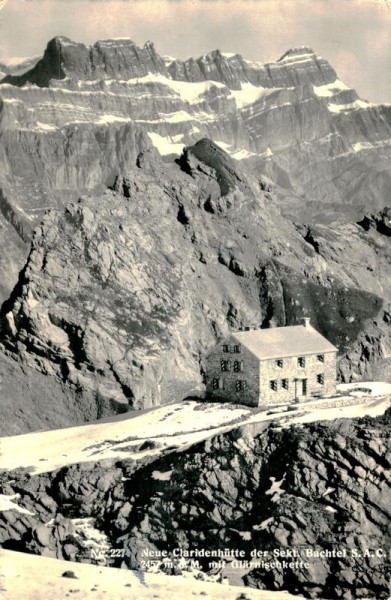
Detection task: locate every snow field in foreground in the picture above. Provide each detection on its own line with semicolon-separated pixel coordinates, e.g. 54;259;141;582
0;549;304;600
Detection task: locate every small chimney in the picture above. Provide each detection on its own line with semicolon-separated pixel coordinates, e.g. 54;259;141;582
303;317;310;328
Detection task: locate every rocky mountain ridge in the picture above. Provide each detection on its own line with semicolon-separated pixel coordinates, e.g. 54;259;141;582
0;36;390;304
2;39;340;90
2;37;168;87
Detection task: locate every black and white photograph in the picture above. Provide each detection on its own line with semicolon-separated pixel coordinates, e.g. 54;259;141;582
0;1;390;598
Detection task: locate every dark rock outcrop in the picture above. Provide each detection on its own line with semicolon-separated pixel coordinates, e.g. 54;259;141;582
357;208;391;237
183;138;251;196
115;410;390;599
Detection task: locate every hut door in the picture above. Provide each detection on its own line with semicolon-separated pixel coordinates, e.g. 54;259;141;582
302;379;307;396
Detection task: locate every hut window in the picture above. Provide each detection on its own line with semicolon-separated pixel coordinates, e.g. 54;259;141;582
236;380;247;391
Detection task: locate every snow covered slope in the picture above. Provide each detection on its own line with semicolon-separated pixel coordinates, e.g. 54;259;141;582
0;382;389;476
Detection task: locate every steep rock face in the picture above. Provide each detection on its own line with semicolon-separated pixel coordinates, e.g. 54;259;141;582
0;82;152;303
0;410;389;599
2;37;168;87
0;190;28;300
1;142;391;432
0;350;124;436
0;40;389;218
296;216;391;382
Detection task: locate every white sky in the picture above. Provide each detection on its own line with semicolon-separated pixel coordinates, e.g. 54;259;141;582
0;0;390;103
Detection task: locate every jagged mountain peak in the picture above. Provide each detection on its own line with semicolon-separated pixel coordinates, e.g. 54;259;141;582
46;35;162;60
185;137;245;171
183;137;249;196
95;37;137;46
43;35;158;52
188;137;233;158
190;45;318;68
144;39;156;50
48;35;75;45
278;46;317;61
167;43;337;90
48;35;142;49
198;48;241;61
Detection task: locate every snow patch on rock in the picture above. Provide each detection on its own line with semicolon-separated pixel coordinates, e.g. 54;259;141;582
0;493;35;516
147;132;185;155
313;79;350;98
230;82;268;109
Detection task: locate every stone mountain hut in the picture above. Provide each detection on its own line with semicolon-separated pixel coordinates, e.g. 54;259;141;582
205;318;337;407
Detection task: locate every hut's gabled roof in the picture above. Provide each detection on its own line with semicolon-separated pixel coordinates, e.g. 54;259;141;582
230;324;337;360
